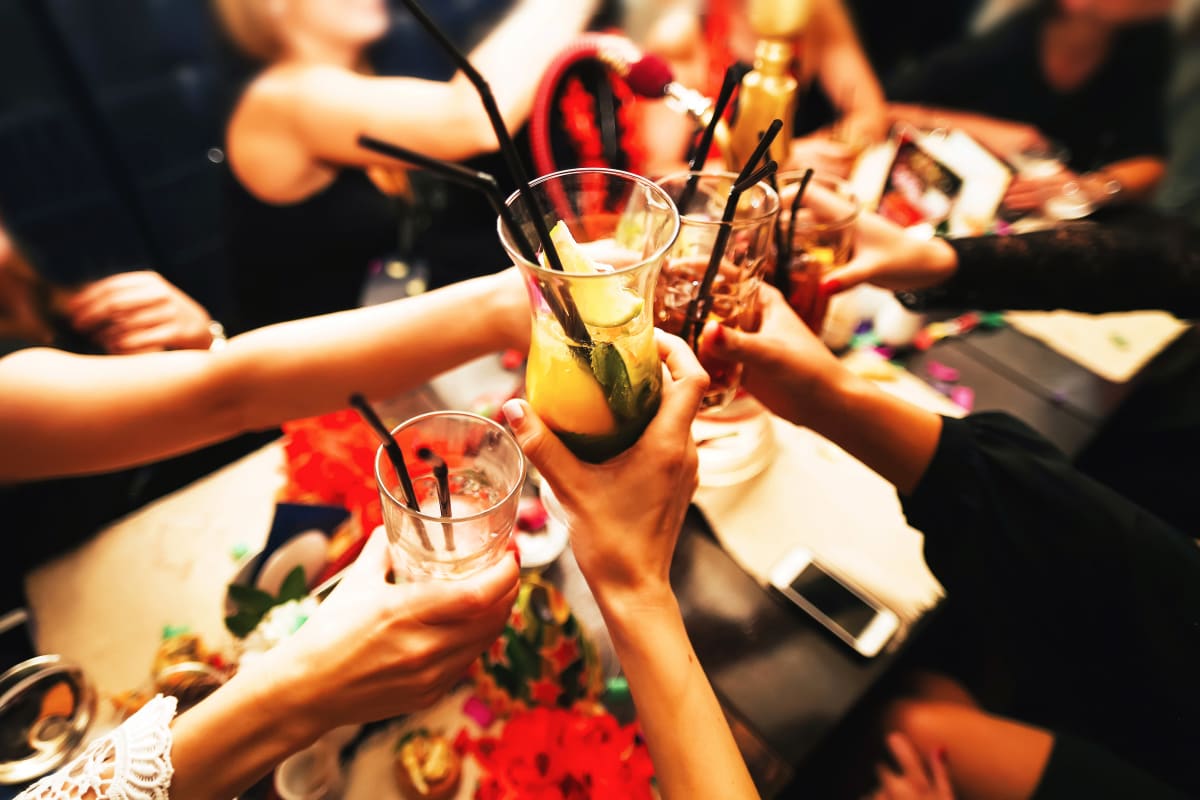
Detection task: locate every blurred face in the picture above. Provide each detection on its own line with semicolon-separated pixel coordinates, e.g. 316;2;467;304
1058;0;1172;24
283;0;389;50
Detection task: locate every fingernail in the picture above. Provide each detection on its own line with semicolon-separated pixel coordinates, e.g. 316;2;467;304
821;278;842;296
935;746;947;762
710;324;726;347
501;399;525;428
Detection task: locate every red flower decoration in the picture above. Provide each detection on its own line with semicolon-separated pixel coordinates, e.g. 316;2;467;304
546;637;579;674
462;707;655;800
529;676;563;707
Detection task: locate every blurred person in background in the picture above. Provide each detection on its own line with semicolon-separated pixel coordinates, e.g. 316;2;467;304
888;0;1172;213
215;0;599;332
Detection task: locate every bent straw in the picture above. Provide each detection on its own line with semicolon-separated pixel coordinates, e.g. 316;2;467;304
417;447;455;552
356;135;591;344
735;119;783;185
676;66;741;212
359;134;534;261
785;168;816;263
681;161;778;349
350;394;433;551
396;0;564;273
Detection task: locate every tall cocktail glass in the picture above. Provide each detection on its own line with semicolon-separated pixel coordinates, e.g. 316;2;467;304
776;172;859;336
499;168;680;463
653;171;780;410
375;411;525;580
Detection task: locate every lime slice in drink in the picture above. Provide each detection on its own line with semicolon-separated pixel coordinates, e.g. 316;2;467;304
546;221;644;328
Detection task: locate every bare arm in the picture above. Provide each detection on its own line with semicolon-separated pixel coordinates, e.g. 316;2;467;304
0;270;527;481
503;333;758;799
887;102;1047;157
266;0;599;168
704;287;942;495
812;0;888;143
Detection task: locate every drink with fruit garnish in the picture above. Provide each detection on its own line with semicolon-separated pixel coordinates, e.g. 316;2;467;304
653;172;780;410
776;172;859;335
499;169;679;463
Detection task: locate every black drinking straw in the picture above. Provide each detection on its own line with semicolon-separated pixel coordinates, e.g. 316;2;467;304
350;394;433;550
396;0;563;273
358;134;536;262
676;65;741;212
785;168;816;264
768;169;791;294
681;160;779;348
393;0;591;345
417;447;455;552
735;119;783;185
357;135;590;344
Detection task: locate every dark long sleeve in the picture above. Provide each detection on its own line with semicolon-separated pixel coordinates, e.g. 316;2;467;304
899;213;1200;318
900;413;1200;796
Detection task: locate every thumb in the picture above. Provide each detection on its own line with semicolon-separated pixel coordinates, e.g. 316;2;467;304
501;399;581;491
821;258;877;295
701;319;770;367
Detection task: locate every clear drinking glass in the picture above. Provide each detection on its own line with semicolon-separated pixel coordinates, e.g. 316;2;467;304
775;172;859;336
499;168;680;463
375;411;525;579
653;171;780;410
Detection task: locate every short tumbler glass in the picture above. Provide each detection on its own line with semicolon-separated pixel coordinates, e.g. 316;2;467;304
375;411;525;580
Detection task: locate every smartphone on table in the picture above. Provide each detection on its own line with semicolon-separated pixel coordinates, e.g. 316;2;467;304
768;547;900;658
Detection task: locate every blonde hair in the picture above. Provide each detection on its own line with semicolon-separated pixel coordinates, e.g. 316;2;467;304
213;0;284;62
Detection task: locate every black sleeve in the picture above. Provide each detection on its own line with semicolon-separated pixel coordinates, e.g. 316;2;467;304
901;413;1200;792
898;213;1200;318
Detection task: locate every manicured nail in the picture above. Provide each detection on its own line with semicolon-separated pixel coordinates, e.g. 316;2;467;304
935;746;947;762
821;278;842;296
501;399;525;428
710;324;726;347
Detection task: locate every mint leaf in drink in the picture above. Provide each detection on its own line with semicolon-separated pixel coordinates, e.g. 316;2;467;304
590;342;638;422
277;565;308;603
228;583;277;616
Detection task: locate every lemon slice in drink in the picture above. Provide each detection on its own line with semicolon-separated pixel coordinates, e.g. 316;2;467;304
547;221;644;328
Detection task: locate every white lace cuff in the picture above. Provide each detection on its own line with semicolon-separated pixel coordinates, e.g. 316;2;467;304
17;695;177;800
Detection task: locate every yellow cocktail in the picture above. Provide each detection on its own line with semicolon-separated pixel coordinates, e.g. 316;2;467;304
499;169;679;463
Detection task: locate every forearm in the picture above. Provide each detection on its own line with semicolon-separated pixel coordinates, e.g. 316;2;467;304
598;589;757;800
222;273;515;430
1090;157;1165;203
797;368;943;496
0;273;521;481
464;0;599;136
170;655;321;800
902;217;1200;317
887;103;1029;152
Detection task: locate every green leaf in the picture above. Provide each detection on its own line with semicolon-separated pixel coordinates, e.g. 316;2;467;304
590;342;637;422
224;610;262;638
277;566;308;603
228;583;276;616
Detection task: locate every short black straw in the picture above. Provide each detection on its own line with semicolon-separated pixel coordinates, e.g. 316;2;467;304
785;168;816;263
396;0;565;274
735;119;783;185
676;65;741;212
417;447;455;552
768;169;791;294
681;161;778;348
350;394;432;550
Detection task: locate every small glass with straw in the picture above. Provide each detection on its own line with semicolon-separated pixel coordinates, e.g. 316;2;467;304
373;411;525;580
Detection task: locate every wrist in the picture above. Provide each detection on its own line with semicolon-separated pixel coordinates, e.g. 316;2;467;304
238;647;329;749
593;580;679;631
924;237;959;286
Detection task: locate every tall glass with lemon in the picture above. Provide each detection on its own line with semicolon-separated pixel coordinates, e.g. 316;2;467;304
498;169;679;463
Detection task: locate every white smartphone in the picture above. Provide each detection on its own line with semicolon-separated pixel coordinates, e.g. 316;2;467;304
768;547;900;658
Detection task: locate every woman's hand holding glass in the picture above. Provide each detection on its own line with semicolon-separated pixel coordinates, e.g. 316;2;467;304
501;330;708;607
255;528;520;735
820;210;959;296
